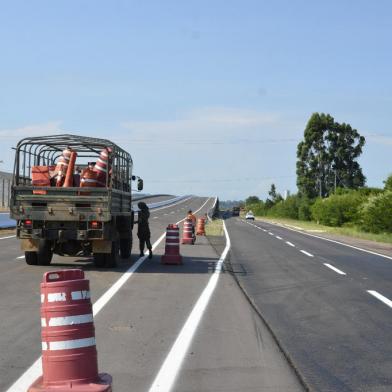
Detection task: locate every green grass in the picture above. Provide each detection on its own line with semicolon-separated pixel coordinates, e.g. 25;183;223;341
257;216;392;245
205;218;224;237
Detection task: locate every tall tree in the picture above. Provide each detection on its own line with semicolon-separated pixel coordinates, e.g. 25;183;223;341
296;113;365;198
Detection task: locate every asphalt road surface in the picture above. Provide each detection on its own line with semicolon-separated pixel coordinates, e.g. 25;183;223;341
0;197;303;392
226;217;392;392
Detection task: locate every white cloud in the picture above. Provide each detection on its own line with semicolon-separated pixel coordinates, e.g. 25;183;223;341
365;134;392;146
0;121;63;139
119;107;300;144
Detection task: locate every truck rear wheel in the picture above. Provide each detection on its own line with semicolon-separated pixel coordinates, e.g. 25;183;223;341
106;241;119;268
93;241;119;268
25;252;38;265
37;240;53;266
93;253;106;268
120;236;132;259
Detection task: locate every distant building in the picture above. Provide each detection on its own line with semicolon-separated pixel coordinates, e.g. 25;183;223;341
0;171;12;208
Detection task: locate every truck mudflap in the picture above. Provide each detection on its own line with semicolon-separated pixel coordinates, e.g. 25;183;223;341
92;240;112;253
21;238;39;252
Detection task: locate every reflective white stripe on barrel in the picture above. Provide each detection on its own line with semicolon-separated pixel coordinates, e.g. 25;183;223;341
48;293;66;302
40;294;45;303
71;290;91;300
166;236;179;239
166;243;179;246
41;313;94;327
42;337;96;351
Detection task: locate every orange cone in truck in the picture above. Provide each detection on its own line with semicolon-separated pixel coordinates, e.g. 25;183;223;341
28;269;112;392
62;151;77;188
55;148;72;187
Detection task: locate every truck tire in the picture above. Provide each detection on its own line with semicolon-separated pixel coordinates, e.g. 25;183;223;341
93;253;106;268
37;240;53;266
93;241;119;268
105;241;119;268
25;251;38;265
120;235;132;259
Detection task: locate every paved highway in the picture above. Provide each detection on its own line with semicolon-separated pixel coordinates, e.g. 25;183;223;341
1;197;303;392
226;217;392;392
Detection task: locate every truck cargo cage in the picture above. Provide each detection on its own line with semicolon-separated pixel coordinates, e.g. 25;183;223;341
12;134;133;192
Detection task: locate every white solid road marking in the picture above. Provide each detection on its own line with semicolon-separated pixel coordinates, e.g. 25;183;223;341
323;263;346;275
276;236;283;240
286;241;295;247
0;235;16;240
300;250;314;257
266;221;392;262
367;290;392;309
148;221;231;392
6;197;213;392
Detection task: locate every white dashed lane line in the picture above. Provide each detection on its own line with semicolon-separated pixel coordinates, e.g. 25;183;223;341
17;255;25;259
300;250;314;257
367;290;392;309
276;236;283;240
323;263;346;275
268;232;274;236
286;241;295;247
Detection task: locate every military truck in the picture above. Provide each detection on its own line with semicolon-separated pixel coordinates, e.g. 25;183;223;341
10;134;143;268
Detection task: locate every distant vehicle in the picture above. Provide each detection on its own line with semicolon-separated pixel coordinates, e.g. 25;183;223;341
245;211;255;221
232;206;240;216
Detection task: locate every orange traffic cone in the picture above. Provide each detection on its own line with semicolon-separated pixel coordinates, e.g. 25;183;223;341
196;217;206;236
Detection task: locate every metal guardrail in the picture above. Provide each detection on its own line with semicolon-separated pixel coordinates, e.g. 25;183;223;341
0;195;190;229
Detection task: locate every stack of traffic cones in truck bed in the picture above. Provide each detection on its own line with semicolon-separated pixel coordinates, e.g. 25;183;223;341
31;147;112;194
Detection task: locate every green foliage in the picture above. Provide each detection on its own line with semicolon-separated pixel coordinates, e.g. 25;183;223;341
383;174;392;191
359;191;392;233
296;113;366;198
245;196;260;205
247;201;267;216
311;191;366;226
268;195;299;219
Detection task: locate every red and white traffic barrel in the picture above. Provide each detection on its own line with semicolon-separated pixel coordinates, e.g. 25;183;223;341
54;148;72;187
182;219;195;245
161;224;183;265
28;269;112;392
93;147;112;187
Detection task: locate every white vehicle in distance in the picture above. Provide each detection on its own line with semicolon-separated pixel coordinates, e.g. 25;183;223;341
245;211;255;221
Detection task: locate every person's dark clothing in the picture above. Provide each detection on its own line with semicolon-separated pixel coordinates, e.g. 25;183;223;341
137;203;152;257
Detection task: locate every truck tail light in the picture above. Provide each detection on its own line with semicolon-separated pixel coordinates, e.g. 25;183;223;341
89;221;102;229
24;219;32;228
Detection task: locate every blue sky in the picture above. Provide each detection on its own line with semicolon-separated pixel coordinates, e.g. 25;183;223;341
0;0;391;199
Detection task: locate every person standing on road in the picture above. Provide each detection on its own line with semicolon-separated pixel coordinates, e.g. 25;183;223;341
137;202;153;259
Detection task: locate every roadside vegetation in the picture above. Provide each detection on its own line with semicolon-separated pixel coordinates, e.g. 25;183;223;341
243;112;392;244
205;218;224;237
